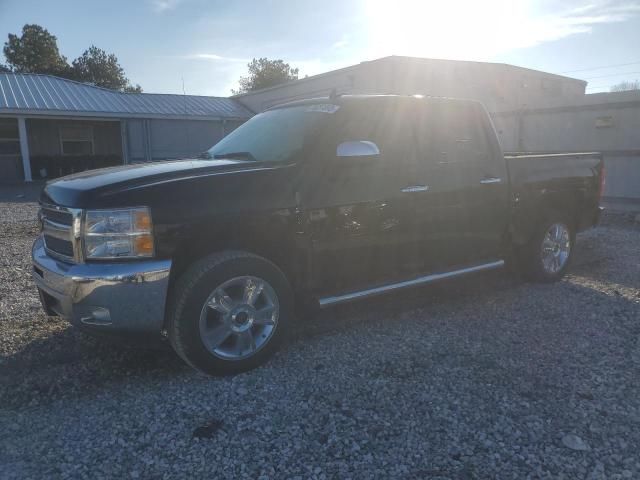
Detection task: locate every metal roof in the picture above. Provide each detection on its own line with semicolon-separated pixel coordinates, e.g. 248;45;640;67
0;73;253;120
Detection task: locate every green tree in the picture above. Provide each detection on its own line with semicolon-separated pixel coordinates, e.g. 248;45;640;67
123;83;143;93
3;24;69;75
72;45;142;92
233;58;299;94
2;24;142;92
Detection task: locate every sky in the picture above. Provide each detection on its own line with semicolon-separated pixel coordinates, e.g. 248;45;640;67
1;0;639;96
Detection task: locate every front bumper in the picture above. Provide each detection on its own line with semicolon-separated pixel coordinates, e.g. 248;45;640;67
31;236;171;334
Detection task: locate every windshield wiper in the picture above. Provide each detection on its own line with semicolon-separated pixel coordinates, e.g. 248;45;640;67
213;151;256;161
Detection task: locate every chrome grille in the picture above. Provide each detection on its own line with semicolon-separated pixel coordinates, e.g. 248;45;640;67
40;204;81;262
42;207;73;226
43;234;74;257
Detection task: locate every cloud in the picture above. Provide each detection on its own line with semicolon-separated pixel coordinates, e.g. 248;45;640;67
332;37;349;49
514;1;640;48
182;53;248;63
363;0;640;60
149;0;183;13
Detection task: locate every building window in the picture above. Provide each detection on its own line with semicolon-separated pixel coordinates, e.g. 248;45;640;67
0;119;20;155
59;125;94;155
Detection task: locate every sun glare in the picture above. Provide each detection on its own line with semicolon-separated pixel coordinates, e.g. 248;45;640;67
363;0;546;61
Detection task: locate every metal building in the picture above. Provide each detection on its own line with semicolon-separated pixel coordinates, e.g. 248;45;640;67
0;73;253;183
234;56;587;113
491;90;640;201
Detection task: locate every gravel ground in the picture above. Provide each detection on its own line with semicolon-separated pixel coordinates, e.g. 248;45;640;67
1;201;639;479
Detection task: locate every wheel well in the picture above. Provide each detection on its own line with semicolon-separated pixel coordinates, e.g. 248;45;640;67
541;193;580;225
511;190;582;246
170;239;294;287
164;241;297;331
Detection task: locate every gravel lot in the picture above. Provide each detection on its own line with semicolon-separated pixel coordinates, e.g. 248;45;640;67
1;198;639;479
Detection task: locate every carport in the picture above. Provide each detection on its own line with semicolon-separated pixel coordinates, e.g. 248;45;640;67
0;73;253;183
0;117;123;181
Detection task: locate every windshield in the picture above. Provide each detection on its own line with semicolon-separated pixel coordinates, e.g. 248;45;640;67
207;104;338;163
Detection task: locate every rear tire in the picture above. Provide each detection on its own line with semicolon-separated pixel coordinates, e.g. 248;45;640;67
518;215;575;283
167;251;293;375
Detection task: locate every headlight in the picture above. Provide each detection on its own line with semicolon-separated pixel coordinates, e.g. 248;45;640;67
83;207;154;259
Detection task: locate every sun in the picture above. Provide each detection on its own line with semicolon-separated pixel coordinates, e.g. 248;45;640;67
363;0;534;61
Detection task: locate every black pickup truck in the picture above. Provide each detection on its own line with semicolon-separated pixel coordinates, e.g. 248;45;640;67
32;95;604;374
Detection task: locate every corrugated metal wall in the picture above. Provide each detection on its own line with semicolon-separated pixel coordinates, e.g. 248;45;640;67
492;95;640;200
125;118;244;162
28;119;121;156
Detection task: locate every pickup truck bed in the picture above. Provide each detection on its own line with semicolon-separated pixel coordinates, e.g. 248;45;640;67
505;152;603;243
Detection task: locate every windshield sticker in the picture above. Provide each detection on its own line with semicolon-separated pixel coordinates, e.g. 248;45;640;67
305;104;340;114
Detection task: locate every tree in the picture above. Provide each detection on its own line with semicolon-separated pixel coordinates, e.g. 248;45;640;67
233;58;299;94
2;24;142;92
123;83;143;93
71;46;141;92
3;24;68;75
610;80;640;92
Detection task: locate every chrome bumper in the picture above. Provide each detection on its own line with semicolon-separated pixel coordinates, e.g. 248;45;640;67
31;236;171;334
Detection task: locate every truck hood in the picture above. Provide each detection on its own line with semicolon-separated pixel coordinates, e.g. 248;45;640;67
41;159;270;207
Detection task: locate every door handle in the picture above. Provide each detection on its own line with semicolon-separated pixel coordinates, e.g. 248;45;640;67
401;185;429;193
480;177;502;184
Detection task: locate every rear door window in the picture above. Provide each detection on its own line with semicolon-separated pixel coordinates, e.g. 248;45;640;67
414;101;495;174
427;102;481;163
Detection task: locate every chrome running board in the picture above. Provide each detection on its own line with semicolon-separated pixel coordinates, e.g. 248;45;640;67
318;260;505;308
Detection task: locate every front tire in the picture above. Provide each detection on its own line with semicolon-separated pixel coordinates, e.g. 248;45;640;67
518;216;575;282
167;251;293;375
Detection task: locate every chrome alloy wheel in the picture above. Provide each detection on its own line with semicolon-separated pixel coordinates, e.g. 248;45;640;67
541;223;571;274
199;276;279;360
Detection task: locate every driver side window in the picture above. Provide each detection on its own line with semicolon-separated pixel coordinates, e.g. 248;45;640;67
303;101;416;206
334;101;417;168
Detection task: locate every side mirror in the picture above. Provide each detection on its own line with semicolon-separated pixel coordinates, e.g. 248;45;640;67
336;140;380;158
